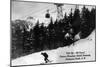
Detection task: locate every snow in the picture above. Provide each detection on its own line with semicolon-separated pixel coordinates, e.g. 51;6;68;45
12;30;95;66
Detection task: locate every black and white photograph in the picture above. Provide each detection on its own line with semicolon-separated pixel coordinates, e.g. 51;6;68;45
11;0;96;66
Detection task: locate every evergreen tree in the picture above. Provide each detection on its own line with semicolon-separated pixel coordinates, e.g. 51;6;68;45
80;6;92;38
72;7;81;35
90;7;96;31
33;20;41;51
68;8;73;25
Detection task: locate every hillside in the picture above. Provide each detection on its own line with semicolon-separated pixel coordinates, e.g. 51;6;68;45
12;30;95;66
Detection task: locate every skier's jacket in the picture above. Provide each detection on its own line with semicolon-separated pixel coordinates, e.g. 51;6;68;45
42;53;48;58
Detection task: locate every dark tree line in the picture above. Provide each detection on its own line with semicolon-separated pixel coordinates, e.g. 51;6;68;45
11;6;96;59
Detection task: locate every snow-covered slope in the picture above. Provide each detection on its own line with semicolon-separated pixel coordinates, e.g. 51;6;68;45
12;30;95;66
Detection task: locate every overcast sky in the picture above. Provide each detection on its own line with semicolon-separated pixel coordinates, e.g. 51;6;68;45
11;0;95;22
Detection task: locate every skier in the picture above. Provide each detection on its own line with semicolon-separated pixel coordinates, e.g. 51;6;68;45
41;52;50;63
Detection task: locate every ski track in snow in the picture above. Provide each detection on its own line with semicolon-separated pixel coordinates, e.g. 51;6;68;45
12;30;95;66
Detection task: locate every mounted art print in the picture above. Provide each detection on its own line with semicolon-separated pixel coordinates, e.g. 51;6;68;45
11;0;96;66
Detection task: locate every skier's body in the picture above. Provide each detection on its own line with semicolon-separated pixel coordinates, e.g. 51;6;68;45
41;52;50;63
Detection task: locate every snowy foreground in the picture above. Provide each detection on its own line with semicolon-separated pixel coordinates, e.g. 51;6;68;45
12;30;95;66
